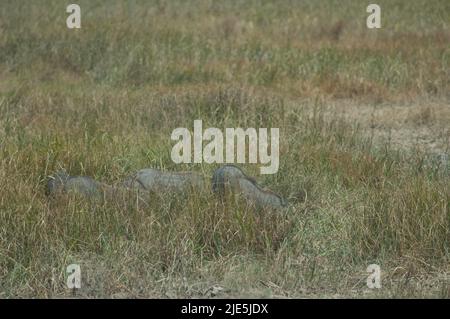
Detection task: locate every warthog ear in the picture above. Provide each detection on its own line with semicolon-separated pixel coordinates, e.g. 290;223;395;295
46;177;55;196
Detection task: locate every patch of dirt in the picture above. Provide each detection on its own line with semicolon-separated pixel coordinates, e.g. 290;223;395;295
323;98;450;155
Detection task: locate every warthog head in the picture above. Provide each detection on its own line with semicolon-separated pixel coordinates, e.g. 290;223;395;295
212;165;288;210
46;169;70;196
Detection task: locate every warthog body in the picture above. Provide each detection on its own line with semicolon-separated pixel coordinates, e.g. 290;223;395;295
47;170;151;206
47;170;101;197
212;165;287;210
123;168;207;193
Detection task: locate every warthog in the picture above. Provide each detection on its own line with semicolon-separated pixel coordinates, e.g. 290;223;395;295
47;166;286;210
47;168;206;199
122;168;207;194
46;170;151;206
47;170;101;197
211;165;287;210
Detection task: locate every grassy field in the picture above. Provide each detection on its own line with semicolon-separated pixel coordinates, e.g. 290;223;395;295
0;0;449;298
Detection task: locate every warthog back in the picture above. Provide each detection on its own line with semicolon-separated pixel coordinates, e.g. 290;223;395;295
123;168;207;193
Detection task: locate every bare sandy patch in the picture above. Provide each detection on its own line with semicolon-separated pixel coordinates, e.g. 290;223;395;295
322;98;450;155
